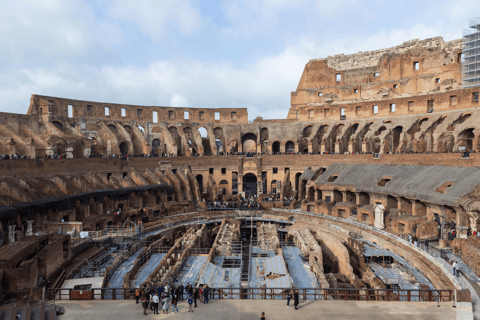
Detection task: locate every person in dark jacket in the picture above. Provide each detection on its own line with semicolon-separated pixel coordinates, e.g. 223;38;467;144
179;284;185;301
193;288;199;308
294;290;299;310
203;285;209;304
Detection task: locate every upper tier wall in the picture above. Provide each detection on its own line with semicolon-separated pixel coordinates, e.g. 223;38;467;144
27;95;248;124
289;37;466;120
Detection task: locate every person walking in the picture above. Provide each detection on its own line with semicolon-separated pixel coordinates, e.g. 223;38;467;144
294;290;299;310
141;294;148;315
453;261;457;277
149;289;154;311
199;286;203;303
135;287;141;304
152;293;159;315
188;293;194;312
203;285;209;304
425;239;429;250
179;284;185;301
286;290;292;308
261;312;266;320
162;295;170;314
172;291;179;313
193;288;199;308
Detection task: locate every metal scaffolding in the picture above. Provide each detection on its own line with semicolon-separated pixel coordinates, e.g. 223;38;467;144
463;17;480;88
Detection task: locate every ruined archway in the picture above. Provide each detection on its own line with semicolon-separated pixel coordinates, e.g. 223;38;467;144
242;133;257;153
285;141;295;153
272;141;281;154
119;142;128;155
196;174;204;193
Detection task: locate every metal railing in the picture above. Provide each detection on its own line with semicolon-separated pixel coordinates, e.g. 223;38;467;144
46;287;453;302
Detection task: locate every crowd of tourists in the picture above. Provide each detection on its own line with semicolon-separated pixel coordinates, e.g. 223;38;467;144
135;283;211;315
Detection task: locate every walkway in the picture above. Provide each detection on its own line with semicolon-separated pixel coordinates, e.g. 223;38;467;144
57;299;458;320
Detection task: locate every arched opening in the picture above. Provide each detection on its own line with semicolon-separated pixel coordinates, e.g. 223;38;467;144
199;127;208;137
272;141;281;154
107;124;117;133
123;125;132;135
242;133;257;153
52;121;63;130
243;173;257;196
152;139;161;154
333;190;343;203
359;192;370;206
415;201;427;217
400;197;412;214
215;139;224;154
392;126;403;152
285;141;295;153
220;180;228;195
119;142;128;155
458;128;475;150
271;180;277;194
260;128;269;141
302;125;313;138
295;172;302;190
196;174;204;193
308;187;315;201
345;191;356;203
387;195;398;210
316;189;322;200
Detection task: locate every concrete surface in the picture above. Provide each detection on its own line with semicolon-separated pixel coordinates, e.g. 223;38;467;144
57;299;457;320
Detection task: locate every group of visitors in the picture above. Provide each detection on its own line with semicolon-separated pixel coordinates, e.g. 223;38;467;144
134;283;210;315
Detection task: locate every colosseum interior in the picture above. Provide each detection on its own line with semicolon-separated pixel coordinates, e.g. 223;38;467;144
2;29;480;319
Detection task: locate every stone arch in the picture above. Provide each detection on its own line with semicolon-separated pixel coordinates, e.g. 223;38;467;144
307;187;315;201
295;172;302;191
392;126;403;152
415;201;427;216
272;141;281;154
285;141;295;153
107;124;117;133
387;195;398;209
123;125;132;135
119;141;129;155
196;174;204;193
152;139;161;154
359;192;370;206
345;191;356;203
271;180;278;194
333;190;343;203
458;128;475;150
315;189;322;200
400;197;412;214
242;133;257;153
52;121;63;130
260;128;269;141
243;173;257;196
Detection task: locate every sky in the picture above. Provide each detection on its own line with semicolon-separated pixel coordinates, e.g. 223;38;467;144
0;0;478;120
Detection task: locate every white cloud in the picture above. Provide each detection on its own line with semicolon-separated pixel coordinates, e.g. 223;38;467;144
170;94;190;108
108;0;203;42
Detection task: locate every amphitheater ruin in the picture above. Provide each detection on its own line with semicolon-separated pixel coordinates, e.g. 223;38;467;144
2;19;480;319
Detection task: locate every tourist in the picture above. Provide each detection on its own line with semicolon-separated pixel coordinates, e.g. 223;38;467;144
203;285;209;304
193;288;199;308
135;287;140;304
425;239;429;250
453;261;457;276
152;293;159;314
149;289;154;310
199;285;203;303
261;312;266;320
294;290;299;310
179;283;185;300
141;294;148;315
286;290;292;308
172;291;179;313
188;293;194;312
162;295;170;314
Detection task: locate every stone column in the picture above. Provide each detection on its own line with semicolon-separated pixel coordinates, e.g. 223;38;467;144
308;143;313;154
25;220;34;236
335;142;340;154
8;225;16;243
66;147;74;158
374;204;385;230
348;142;353;153
320;143;325;154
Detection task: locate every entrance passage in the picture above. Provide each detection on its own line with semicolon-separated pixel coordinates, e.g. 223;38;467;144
243;173;257;196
